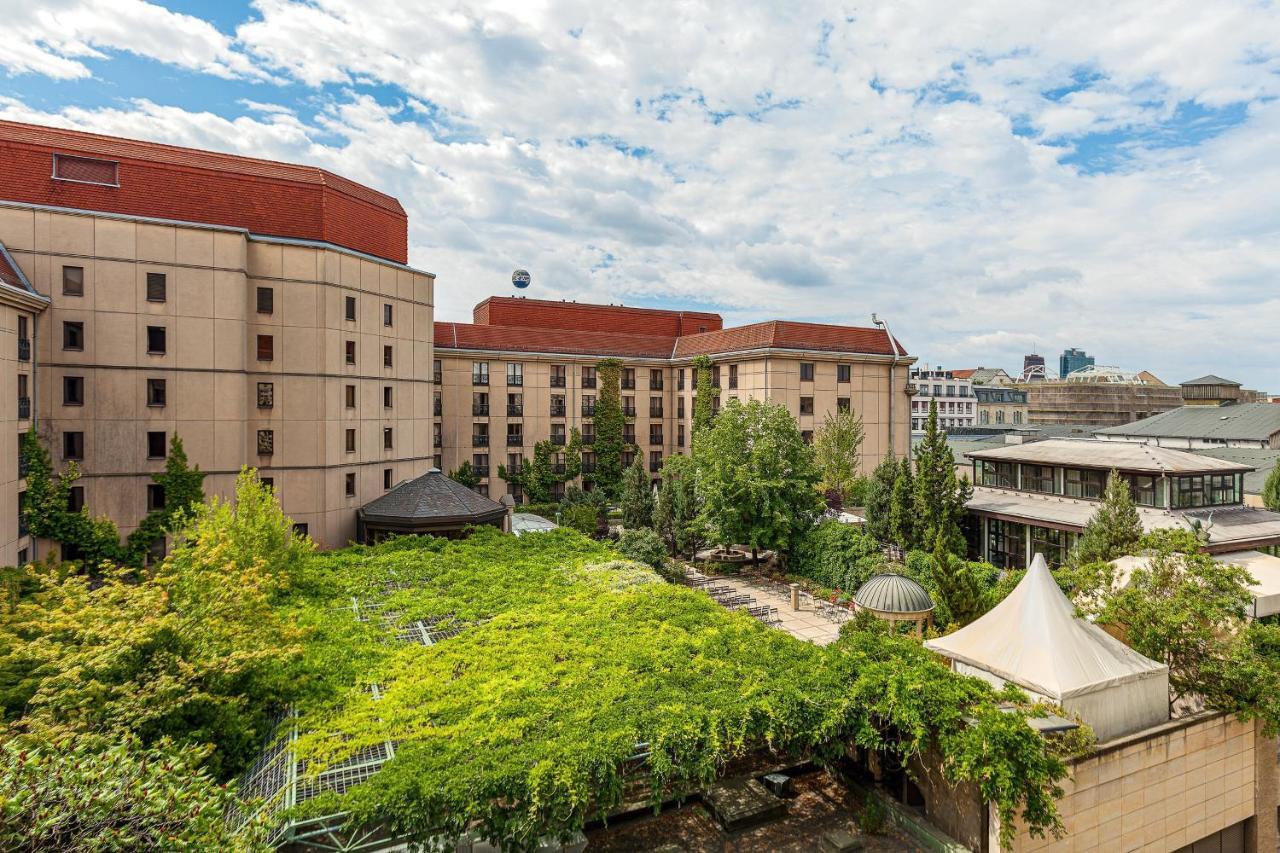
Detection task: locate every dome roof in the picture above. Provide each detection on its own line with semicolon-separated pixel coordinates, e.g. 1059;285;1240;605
854;573;934;614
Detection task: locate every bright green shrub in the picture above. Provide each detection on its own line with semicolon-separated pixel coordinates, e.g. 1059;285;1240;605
791;520;883;591
617;527;667;570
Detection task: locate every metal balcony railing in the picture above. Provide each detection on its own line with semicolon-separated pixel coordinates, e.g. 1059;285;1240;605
507;405;523;416
507;375;523;386
472;434;489;447
550;405;566;418
472;404;489;416
474;466;490;478
582;403;596;416
551;434;566;446
17;396;30;419
582;377;596;389
507;435;523;446
622;405;636;417
550;376;566;388
472;375;489;386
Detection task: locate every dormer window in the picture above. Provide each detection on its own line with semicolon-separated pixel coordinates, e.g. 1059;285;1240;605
52;154;119;187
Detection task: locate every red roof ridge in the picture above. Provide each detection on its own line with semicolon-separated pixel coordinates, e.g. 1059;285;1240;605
474;294;721;321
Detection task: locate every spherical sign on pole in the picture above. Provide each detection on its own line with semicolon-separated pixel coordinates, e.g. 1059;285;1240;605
512;269;531;290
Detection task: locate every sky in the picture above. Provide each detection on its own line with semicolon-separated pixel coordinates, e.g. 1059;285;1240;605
2;1;1279;391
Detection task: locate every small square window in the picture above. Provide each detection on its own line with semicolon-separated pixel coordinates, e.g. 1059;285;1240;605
383;386;393;408
260;476;274;490
147;483;166;511
64;431;84;460
257;430;274;456
146;272;167;303
63;322;84;351
257;382;274;409
383;304;393;326
345;428;356;453
256;286;274;314
383;345;393;368
344;296;356;322
383;467;393;489
63;376;84;406
147;431;166;459
345;472;356;497
67;485;85;513
800;397;814;415
146;326;166;354
257;334;274;361
62;266;84;296
345;341;356;365
146;378;166;407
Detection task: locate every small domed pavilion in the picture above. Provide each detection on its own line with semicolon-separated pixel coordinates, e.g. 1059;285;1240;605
853;573;935;636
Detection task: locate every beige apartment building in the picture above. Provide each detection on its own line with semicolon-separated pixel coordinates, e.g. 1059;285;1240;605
0;121;434;554
433;298;915;502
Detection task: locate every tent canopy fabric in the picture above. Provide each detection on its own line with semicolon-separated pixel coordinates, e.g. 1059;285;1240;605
925;555;1167;701
1113;549;1280;619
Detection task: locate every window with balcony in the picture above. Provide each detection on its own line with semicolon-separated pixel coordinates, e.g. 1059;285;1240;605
472;361;489;385
711;366;721;388
257;286;273;314
621;368;635;390
677;369;685;391
550;394;566;418
62;321;84;351
648;397;663;418
507;423;523;446
63;376;84;406
581;425;595;445
146;378;166;408
799;396;814;415
472;454;489;478
649;423;663;445
506;452;523;475
623;423;635;444
677;397;685;419
63;265;84;296
800;362;815;381
17;316;29;362
507;393;523;416
473;392;489;416
472;423;489;446
727;364;738;389
650;451;662;473
677;423;685;447
552;453;566;476
507;363;523;386
650;369;664;390
622;396;635;417
146;272;167;303
550;364;566;387
344;295;357;322
551;423;566;445
582;395;596;416
345;340;356;365
581;366;597;389
147;431;166;459
580;451;596;474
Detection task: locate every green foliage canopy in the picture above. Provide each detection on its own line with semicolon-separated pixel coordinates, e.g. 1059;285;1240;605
911;401;971;554
654;453;703;556
620;454;654;529
814;407;865;506
592;358;627;498
1262;457;1280;512
1073;469;1142;564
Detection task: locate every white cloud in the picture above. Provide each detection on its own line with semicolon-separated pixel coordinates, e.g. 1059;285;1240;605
3;1;1280;389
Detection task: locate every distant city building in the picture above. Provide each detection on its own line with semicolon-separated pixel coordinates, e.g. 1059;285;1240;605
1180;374;1269;407
1017;366;1183;427
909;365;975;434
1058;347;1095;379
951;367;1015;386
1021;353;1047;382
974;386;1028;427
1095;403;1280;450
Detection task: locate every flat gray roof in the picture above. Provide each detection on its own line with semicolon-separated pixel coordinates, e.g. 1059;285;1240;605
1095;404;1280;442
965;439;1253;475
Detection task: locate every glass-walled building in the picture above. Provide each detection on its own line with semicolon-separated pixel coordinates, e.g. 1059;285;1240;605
963;438;1280;569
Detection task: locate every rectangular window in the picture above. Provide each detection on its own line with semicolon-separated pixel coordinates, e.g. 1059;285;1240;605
345;384;356;408
838;364;851;383
256;286;274;314
799;396;814;415
383;427;393;450
507;422;523;445
433;422;442;448
623;423;635;444
1023;464;1054;494
473;454;489;477
293;522;309;537
345;340;356;365
801;430;813;445
677;397;685;418
981;461;1017;488
433;359;442;384
147;431;166;459
800;362;815;382
146;272;167;303
257;382;274;409
383;303;393;326
384;468;393;490
581;425;595;445
678;423;685;447
650;369;664;390
728;364;738;389
650;397;663;418
345;428;357;453
383;345;393;368
63;321;84;351
581;366;597;389
678;369;685;391
67;485;85;513
63;376;84;406
508;393;523;416
257;430;274;455
622;396;635;417
837;397;850;412
146;378;166;408
383;386;393;408
345;295;356;321
507;363;523;386
472;423;489;446
649;451;663;473
147;483;166;512
581;394;596;417
472;392;489;415
649;423;663;445
550;364;566;387
62;265;84;296
550;394;566;417
472;361;489;385
64;431;84;460
551;423;567;445
621;368;635;390
345;472;356;497
433;390;442;416
1063;468;1106;500
257;334;274;361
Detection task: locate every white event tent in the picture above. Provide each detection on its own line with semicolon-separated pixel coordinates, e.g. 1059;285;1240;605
924;554;1169;742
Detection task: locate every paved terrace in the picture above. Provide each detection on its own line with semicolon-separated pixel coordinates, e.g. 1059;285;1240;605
681;568;845;645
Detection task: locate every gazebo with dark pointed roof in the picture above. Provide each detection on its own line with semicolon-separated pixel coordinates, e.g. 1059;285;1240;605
357;469;508;543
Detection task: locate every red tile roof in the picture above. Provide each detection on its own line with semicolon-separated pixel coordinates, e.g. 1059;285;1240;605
434;322;677;358
675;320;905;357
0;248;25;290
950;369;977;379
474;296;722;337
0;121;409;264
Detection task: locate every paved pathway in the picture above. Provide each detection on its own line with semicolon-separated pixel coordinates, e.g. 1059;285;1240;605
683;569;844;645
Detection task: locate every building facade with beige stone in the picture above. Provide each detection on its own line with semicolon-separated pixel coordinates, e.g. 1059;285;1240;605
0;121;434;554
433;298;915;502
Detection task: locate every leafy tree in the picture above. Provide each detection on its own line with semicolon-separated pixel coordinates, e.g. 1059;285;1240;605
592;358;627;498
123;434;206;567
695;398;824;562
559;502;600;537
814;406;865;507
889;456;917;549
691;354;717;444
448;460;480;489
0;733;267;852
1263;457;1280;512
864;455;898;543
20;429;122;568
620;454;654;529
1073;469;1142;564
654;453;703;556
930;539;985;628
912;400;971;554
617;527;667;570
559;485;608;538
791;520;883;591
1096;529;1277;724
499;430;583;504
